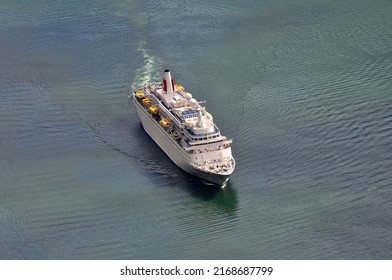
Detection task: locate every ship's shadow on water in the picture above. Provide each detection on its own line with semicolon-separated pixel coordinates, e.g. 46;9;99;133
184;180;238;213
170;174;239;214
161;169;239;214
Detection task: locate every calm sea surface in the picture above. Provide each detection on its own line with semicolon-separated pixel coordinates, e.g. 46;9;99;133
1;0;392;259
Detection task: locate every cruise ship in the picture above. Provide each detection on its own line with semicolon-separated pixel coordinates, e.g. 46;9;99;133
131;70;235;187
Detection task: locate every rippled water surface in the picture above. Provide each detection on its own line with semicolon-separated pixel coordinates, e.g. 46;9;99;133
1;0;392;259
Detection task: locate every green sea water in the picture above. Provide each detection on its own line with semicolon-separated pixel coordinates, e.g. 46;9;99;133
1;0;392;259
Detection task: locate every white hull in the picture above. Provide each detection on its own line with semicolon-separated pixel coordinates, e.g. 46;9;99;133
133;98;230;186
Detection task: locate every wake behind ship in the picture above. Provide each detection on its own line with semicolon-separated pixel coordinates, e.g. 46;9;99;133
132;70;235;187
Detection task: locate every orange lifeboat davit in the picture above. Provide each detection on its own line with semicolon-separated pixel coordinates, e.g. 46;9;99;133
148;105;159;114
175;84;184;90
135;91;145;98
159;118;171;127
142;98;151;106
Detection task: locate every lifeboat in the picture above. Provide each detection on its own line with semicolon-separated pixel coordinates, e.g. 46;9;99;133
148;106;159;114
142;98;151;106
135;91;145;98
175;84;184;90
159;118;171;127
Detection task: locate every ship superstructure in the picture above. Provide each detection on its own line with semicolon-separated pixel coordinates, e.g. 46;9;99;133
132;70;235;186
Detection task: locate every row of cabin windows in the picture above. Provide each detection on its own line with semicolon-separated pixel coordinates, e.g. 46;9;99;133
191;134;219;141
